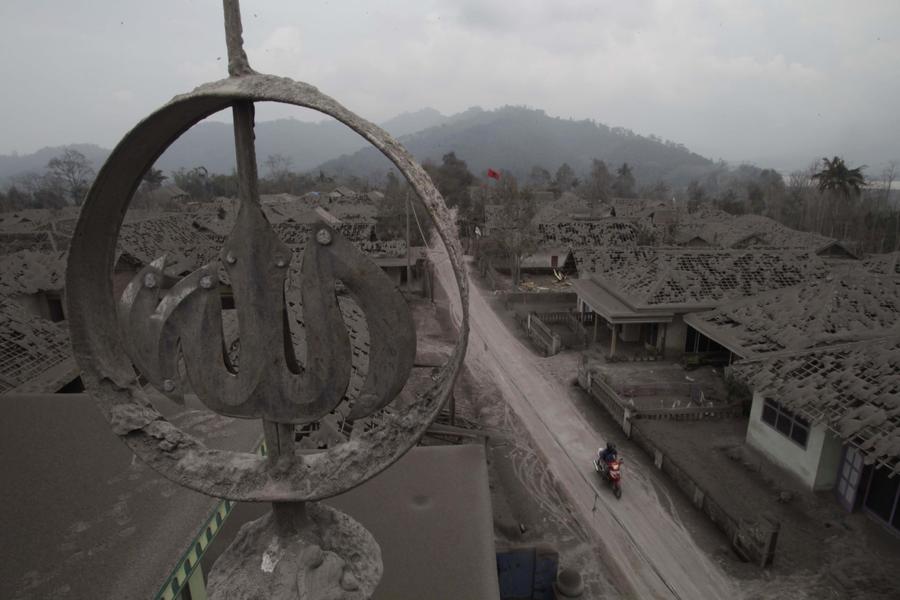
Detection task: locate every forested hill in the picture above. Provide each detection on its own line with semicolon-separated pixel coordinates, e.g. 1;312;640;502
1;106;714;187
318;106;716;186
0;108;450;183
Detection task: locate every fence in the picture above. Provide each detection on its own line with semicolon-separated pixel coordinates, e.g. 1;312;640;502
634;403;744;421
581;366;779;566
530;311;589;350
618;382;698;398
526;313;561;356
502;292;578;309
588;375;629;430
628;421;778;566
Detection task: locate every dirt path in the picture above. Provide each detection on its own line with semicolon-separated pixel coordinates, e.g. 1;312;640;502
432;252;738;599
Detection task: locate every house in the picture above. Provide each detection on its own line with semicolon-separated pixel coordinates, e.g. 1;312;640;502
572;247;831;359
863;251;900;276
685;268;900;531
0;298;79;394
731;337;900;534
684;270;900;363
0;249;68;321
536;219;638;250
519;248;577;274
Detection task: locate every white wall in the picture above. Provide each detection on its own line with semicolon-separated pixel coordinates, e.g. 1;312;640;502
746;393;843;491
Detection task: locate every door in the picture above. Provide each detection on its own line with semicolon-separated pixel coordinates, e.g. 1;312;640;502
836;445;864;511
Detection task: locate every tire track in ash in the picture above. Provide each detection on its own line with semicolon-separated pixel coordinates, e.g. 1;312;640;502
431;251;738;599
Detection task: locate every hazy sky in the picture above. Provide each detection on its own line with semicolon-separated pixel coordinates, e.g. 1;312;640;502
1;0;898;171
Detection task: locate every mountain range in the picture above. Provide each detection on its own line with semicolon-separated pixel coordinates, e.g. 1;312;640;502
0;106;716;188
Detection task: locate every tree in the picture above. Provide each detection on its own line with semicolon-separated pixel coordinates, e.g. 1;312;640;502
528;165;552;188
812;156;866;236
141;167;167;192
173;166;210;200
8;171;66;209
879;161;897;206
611;162;637;198
375;170;432;245
490;174;539;287
553;163;576;195
423;152;475;216
813;156;866;198
264;154;292;183
46;149;95;205
587;159;612;212
641;180;670;201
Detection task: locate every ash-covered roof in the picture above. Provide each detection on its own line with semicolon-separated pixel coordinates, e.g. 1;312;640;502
674;212;835;250
532;193;594;223
731;336;900;474
0;231;59;254
117;213;220;275
0;249;67;296
685;272;900;357
0;298;76;394
863;251;900;277
537;220;637;249
579;247;830;308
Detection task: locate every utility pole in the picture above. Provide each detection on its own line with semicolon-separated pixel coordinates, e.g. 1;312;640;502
405;189;412;288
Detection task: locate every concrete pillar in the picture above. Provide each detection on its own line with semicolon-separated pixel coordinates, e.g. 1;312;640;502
592;318;598;343
609;324;618;358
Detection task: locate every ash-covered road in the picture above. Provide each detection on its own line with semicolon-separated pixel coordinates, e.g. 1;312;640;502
432;251;738;599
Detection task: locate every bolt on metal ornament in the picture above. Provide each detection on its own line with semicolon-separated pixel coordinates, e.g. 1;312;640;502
118;209;416;423
65;0;470;509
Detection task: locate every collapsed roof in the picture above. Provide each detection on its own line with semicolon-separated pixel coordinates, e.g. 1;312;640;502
0;249;67;296
578;247;831;309
0;298;76;394
731;336;900;475
685;270;900;358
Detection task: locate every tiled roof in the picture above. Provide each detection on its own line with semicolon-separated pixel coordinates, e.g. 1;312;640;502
674;212;835;250
731;337;900;474
686;272;900;357
863;252;900;277
0;250;67;296
537;220;637;249
0;231;58;254
579;247;830;308
0;298;75;394
117;213;220;275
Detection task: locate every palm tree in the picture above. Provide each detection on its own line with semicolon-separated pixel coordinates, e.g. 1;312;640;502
812;156;866;236
142;167;167;191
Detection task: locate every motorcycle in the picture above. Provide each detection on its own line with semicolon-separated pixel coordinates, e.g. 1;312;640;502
593;449;624;499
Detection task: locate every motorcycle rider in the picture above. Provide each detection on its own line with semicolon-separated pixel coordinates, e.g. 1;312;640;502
598;442;618;473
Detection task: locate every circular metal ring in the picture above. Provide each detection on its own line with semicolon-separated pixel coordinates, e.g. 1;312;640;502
65;73;469;502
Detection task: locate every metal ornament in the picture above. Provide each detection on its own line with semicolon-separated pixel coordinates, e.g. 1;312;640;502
64;1;469;597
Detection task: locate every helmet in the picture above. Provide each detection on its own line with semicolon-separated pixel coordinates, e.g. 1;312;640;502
607;442;616;452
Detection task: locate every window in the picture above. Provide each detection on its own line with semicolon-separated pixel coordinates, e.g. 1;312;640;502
761;398;810;448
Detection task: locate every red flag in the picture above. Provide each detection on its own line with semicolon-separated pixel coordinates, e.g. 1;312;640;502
487;168;501;180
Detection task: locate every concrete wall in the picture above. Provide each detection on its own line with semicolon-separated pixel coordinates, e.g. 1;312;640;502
664;315;687;356
815;430;844;491
745;393;842;491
